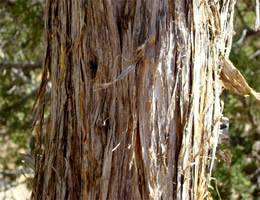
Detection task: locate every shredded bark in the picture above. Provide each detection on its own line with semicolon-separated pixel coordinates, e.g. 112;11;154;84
32;1;238;199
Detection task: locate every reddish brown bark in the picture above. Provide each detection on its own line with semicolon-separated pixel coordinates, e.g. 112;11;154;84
32;1;235;199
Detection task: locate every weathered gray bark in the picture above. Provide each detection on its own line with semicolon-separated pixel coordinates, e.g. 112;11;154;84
32;0;235;199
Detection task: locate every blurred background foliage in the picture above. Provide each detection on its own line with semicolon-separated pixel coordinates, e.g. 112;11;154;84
0;0;259;199
0;0;43;197
211;0;260;199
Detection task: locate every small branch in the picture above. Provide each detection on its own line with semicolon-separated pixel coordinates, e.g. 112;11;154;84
0;169;20;176
0;168;33;176
0;88;38;116
249;49;260;59
235;5;251;30
0;62;42;70
236;29;248;44
235;29;260;44
249;167;260;179
234;5;260;44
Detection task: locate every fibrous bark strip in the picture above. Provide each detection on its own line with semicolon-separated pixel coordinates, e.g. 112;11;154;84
33;1;235;199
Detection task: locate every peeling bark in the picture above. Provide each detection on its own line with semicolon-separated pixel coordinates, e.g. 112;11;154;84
32;0;235;199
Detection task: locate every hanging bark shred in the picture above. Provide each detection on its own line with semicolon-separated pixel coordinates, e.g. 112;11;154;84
220;55;260;104
32;0;238;199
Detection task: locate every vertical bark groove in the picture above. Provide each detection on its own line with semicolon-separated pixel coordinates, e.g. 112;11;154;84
33;0;235;199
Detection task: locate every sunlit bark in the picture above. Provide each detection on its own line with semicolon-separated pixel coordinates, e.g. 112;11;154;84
32;1;235;199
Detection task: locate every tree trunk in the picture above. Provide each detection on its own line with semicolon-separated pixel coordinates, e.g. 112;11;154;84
32;0;235;199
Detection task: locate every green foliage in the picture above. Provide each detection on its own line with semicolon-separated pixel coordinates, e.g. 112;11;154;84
0;0;43;168
0;0;43;61
211;1;260;199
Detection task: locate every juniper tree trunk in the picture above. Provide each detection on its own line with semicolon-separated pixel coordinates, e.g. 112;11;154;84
32;0;235;199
